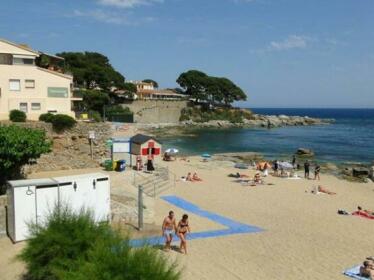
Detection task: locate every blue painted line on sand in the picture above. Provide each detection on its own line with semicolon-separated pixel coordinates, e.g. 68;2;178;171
129;195;263;247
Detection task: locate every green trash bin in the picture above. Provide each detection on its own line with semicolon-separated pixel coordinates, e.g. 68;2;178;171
104;160;113;171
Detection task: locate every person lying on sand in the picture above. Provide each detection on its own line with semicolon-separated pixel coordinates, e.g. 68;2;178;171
356;206;374;218
228;173;249;178
358;206;374;216
317;186;336;195
192;172;202;181
360;260;374;279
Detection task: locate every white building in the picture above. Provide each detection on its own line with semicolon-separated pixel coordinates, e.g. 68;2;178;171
0;38;82;120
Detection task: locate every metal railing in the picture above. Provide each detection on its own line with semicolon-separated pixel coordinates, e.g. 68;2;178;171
133;166;176;198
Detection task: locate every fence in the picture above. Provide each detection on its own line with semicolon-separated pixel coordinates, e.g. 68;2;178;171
133;166;176;198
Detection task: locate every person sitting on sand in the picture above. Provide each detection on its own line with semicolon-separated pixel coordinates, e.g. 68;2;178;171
254;172;263;184
186;172;193;181
177;214;191;254
192;172;202;181
360;260;374;279
163;152;172;161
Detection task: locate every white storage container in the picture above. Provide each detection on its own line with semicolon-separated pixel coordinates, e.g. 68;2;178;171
7;173;110;243
53;173;110;222
7;178;59;242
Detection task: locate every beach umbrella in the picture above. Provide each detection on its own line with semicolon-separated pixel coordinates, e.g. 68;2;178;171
165;148;179;154
201;153;211;158
279;162;293;170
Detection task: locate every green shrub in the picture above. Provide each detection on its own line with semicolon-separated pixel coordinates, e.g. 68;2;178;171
106;105;132;115
39;113;55;123
9;109;26;122
18;207;109;280
106;105;133;122
51;114;76;132
19;206;181;280
57;232;181;280
0;125;51;194
180;107;246;123
89;110;102;122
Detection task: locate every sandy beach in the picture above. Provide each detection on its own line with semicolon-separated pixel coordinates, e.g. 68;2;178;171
1;156;374;280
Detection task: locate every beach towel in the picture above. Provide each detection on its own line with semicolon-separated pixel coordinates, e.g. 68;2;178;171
352;211;374;220
344;265;370;280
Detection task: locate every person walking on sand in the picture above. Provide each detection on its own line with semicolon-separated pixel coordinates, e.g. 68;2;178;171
314;164;321;181
304;161;310;179
162;211;177;251
177;214;191;254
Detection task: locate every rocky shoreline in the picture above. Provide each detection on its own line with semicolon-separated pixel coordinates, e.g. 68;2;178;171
138;114;333;130
181;114;332;128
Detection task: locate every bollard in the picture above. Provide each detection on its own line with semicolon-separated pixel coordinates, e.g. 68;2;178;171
138;185;144;231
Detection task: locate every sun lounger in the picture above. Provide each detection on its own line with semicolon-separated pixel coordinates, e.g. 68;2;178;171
344;265;370;280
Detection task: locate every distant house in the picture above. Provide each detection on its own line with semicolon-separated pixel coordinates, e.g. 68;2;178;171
128;80;186;101
136;89;186;100
0;38;82;120
129;81;154;91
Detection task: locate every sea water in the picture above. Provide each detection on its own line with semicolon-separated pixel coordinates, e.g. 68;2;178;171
159;109;374;164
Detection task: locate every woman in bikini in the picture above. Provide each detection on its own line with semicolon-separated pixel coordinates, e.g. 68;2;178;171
177;214;191;254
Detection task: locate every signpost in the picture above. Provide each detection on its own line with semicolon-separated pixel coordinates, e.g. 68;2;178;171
88;131;96;160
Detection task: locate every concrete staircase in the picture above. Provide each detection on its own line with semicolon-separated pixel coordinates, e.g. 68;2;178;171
133;167;175;198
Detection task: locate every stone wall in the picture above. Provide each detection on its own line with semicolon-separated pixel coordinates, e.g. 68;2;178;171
0;121;113;173
122;100;188;124
0;195;7;236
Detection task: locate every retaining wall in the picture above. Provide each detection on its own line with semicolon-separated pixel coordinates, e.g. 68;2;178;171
122;100;188;124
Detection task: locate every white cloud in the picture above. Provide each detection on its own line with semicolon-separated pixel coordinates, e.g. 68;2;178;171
97;0;163;8
268;35;310;51
72;9;156;25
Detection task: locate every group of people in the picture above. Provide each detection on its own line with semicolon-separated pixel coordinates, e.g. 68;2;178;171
360;257;374;279
162;211;191;254
303;159;321;180
135;155;155;172
271;157;321;180
185;172;203;182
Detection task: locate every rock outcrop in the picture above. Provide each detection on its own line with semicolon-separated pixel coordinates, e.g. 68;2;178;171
296;148;315;157
180;114;331;129
14;122;113;174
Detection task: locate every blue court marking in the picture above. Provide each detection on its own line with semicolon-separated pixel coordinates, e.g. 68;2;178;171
130;195;263;247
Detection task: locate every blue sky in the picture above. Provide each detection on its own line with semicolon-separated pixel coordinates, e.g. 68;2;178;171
1;0;374;108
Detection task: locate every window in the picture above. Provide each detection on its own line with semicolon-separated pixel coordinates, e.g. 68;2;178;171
31;103;41;110
25;79;35;88
12;57;35;65
19;103;28;113
9;79;21;91
0;53;12;65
